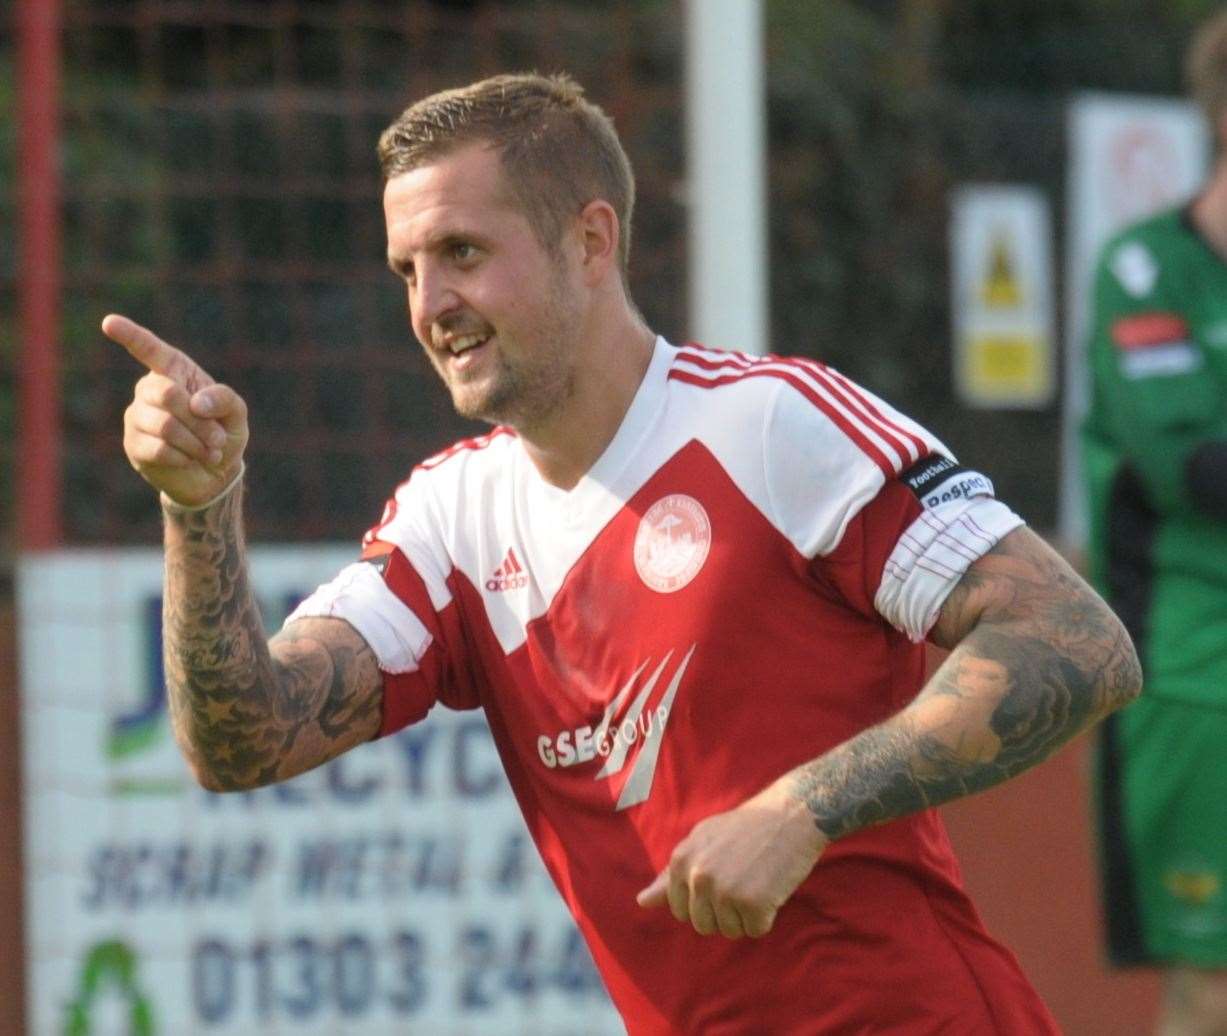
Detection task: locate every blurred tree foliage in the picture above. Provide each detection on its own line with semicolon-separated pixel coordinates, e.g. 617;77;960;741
1;0;1224;553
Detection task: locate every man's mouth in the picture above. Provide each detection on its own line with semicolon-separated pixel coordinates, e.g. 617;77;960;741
447;332;489;355
433;327;495;375
432;324;493;357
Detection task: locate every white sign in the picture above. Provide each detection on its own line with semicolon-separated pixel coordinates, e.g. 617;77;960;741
1059;93;1209;546
950;185;1055;408
19;549;623;1036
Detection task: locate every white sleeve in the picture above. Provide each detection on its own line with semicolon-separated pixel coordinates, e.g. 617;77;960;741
762;368;1023;641
762;369;946;558
284;469;455;675
285;562;432;675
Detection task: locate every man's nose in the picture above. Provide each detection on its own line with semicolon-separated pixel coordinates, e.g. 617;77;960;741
413;266;461;336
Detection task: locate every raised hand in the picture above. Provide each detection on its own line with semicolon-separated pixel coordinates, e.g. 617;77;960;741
103;314;249;508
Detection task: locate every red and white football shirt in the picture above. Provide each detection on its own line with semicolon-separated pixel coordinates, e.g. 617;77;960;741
289;338;1057;1034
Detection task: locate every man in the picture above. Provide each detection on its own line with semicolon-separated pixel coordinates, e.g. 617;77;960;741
107;73;1139;1034
1083;11;1227;1034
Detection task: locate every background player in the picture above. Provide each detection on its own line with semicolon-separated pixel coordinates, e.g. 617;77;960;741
106;73;1140;1033
1083;10;1227;1034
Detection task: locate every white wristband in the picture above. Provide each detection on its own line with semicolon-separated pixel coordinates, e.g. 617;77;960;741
161;462;246;514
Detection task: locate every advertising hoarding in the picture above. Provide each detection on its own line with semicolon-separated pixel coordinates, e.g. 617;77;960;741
19;548;622;1035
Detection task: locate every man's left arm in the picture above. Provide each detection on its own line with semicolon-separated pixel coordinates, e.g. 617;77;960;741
638;526;1142;939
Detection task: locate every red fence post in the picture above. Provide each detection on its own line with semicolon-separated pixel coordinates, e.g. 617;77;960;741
9;3;63;1033
18;0;63;551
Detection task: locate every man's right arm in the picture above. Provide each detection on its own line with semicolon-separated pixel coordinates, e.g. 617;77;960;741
105;312;383;791
162;480;382;791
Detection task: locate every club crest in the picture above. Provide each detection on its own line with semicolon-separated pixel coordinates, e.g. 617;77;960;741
633;494;711;593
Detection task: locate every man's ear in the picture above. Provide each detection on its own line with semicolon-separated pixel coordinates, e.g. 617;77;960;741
577;199;620;286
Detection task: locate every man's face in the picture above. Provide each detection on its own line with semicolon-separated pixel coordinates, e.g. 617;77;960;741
383;142;583;430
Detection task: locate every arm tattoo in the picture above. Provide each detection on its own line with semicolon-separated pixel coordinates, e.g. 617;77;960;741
162;483;382;791
790;527;1142;841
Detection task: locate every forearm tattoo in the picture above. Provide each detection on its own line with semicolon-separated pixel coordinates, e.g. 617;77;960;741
162;483;381;790
791;528;1142;841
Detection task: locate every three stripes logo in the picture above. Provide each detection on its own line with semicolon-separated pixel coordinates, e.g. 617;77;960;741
486;547;529;592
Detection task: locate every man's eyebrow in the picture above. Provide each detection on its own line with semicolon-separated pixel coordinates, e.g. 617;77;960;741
435;229;484;249
387;231;483;276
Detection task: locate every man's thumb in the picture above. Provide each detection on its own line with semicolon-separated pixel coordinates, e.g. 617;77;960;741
190;385;244;428
636;870;669;909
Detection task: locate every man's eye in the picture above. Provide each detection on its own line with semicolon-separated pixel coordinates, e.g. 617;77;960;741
452;243;477;262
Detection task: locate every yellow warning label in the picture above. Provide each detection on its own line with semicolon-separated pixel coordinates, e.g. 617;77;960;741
967;334;1048;399
980;232;1022;308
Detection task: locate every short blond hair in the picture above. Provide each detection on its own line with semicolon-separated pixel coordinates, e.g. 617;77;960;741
378;73;635;279
1187;8;1227;128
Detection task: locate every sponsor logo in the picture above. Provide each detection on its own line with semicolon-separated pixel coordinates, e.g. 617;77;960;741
1110;312;1190;350
108;597;170;763
486;547;529;592
1163;858;1227;937
900;454;993;509
921;472;993;508
63;940;155;1035
633;495;711;593
1109;313;1202;378
901;453;959;495
1165;867;1221;907
536;646;696;811
1120;343;1201;380
1110;241;1159;298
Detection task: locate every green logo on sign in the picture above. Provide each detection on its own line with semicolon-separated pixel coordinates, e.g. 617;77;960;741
63;940;155;1035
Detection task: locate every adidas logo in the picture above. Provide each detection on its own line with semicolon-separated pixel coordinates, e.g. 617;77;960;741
485;547;529;592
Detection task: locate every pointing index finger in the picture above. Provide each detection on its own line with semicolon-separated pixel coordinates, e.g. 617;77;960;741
102;313;214;389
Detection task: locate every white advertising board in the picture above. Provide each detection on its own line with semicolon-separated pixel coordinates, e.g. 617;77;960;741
950;185;1055;409
18;548;623;1035
1060;93;1209;546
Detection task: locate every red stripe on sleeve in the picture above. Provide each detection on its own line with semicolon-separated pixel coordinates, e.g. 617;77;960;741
674;346;922;473
375;547;446;737
812;362;929;459
674;348;751;372
668;366;897;478
382;547;435;620
785;358;918;468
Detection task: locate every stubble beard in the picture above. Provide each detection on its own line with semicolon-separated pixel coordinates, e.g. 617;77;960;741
446;278;581;433
455;344;575;431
